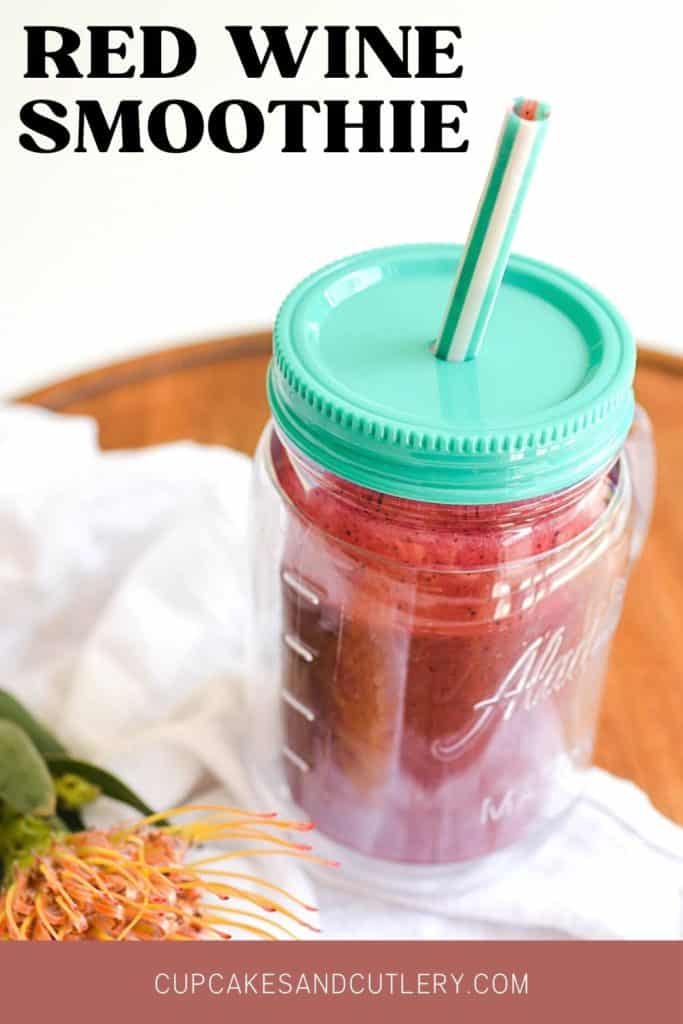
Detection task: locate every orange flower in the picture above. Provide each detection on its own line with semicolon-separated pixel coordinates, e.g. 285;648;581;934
0;806;331;941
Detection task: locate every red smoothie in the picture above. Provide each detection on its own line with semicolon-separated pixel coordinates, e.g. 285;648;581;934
271;429;630;863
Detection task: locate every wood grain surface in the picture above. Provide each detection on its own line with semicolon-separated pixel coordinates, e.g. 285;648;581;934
21;334;683;825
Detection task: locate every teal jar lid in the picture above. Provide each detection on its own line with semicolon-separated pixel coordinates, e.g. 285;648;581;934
268;244;636;504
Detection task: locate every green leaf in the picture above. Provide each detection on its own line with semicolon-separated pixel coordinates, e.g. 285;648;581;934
0;721;56;816
46;757;161;822
0;690;67;757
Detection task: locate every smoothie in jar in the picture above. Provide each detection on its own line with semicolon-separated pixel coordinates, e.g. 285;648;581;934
259;241;637;868
272;430;630;863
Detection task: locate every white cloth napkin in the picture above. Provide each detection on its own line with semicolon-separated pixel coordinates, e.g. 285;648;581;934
0;404;681;940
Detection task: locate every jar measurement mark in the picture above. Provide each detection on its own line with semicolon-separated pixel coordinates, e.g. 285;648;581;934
282;689;316;722
283;632;317;663
283;745;311;774
282;570;322;607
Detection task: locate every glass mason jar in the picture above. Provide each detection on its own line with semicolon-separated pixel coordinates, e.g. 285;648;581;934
249;245;655;886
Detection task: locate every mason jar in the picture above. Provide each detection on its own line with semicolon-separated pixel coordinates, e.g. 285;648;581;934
249;244;655;886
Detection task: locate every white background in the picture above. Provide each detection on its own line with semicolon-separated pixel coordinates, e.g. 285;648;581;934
1;0;681;398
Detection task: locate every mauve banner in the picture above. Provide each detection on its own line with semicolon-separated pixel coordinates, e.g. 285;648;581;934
1;941;681;1023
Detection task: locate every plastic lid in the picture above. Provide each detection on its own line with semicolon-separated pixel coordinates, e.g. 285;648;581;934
268;244;636;504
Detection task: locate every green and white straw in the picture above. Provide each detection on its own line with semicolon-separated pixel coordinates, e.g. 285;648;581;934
434;98;551;362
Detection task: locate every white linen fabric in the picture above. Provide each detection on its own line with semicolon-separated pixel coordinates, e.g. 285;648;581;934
0;404;680;940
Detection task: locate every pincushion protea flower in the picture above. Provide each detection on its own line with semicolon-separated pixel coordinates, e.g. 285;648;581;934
0;805;331;941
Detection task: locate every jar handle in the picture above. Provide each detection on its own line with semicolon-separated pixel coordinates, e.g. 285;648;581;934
625;403;656;562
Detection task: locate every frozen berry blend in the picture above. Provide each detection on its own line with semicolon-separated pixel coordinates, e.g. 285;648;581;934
273;431;629;863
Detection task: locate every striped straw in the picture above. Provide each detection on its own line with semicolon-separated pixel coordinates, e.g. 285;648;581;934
434;98;551;362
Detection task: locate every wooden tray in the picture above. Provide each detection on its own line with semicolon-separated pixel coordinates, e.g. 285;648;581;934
22;335;683;825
